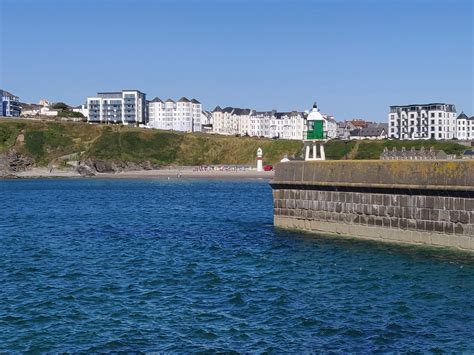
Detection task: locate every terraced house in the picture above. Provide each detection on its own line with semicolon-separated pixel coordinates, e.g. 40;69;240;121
1;89;21;117
211;104;338;140
86;90;147;125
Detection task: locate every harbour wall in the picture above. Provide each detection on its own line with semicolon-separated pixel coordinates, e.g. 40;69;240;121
270;161;474;251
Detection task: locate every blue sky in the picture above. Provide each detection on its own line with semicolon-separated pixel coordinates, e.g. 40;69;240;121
1;0;472;121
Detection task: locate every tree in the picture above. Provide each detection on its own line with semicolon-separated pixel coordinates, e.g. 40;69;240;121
51;102;70;110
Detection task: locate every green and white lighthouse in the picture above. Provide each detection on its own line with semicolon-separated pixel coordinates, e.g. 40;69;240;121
304;102;328;160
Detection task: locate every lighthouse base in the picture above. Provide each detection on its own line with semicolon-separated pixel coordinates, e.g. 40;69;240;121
304;142;326;161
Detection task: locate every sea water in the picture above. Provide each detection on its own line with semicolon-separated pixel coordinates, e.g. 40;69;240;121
0;179;473;352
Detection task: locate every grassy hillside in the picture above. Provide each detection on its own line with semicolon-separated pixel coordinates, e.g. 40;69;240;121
0;118;469;166
0;119;303;166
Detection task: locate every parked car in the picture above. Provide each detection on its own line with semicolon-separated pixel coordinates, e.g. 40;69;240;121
263;165;273;171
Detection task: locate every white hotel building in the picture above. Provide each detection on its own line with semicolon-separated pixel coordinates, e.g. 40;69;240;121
148;97;202;132
388;103;457;140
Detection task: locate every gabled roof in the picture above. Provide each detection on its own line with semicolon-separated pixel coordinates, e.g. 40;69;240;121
165;98;175;103
191;98;200;104
232;108;252;116
223;107;234;113
351;127;386;137
456;112;469;120
274;111;304;119
150;97;163;103
178;97;190;102
213;105;223;112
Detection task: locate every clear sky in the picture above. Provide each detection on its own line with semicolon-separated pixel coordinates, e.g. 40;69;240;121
1;0;472;121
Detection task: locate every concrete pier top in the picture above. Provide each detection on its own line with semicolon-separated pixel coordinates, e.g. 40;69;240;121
273;160;474;191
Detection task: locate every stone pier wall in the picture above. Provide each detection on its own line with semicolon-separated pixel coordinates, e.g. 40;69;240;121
271;161;474;251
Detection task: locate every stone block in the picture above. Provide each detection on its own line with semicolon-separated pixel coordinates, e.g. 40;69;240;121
416;196;426;208
400;219;408;230
408;219;417;230
458;211;470;224
465;199;474;211
455;198;465;211
425;196;435;209
430;209;440;221
425;220;435;232
454;223;464;235
439;209;450;222
444;223;454;235
390;217;399;229
434;221;445;233
416;220;425;231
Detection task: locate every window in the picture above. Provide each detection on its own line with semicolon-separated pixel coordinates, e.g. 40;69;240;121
431;113;435;118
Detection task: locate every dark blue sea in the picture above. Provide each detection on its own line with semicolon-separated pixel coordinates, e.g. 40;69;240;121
0;179;473;352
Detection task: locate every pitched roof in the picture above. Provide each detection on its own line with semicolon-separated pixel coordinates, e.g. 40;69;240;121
456;112;469;120
165;98;175;103
150;97;163;103
178;97;190;102
0;90;18;99
191;98;201;104
232;108;252;115
351;127;386;137
274;111;304;119
213;105;223;112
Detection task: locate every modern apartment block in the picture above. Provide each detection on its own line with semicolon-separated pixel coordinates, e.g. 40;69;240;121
388;103;457;140
1;89;21;117
87;90;147;125
148;97;202;132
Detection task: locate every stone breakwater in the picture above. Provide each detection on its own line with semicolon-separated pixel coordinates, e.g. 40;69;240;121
270;161;474;251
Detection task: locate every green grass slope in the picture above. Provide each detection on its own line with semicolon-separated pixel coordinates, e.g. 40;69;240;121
0;119;303;166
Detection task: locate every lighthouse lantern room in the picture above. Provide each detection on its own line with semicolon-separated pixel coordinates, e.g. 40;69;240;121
304;102;328;161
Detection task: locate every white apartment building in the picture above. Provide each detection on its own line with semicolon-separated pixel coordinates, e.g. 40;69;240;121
148;97;202;132
270;111;307;140
455;112;474;141
87;90;147;125
324;115;338;139
388;103;457;140
250;111;273;138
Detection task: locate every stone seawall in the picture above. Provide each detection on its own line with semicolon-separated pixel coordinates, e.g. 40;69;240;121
271;161;474;251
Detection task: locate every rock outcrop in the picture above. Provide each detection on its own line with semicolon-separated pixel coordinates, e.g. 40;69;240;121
0;150;35;176
78;159;160;175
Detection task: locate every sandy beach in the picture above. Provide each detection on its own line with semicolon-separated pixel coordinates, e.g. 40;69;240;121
11;167;274;180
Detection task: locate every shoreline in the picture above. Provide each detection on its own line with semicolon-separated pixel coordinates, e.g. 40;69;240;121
4;167;274;180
